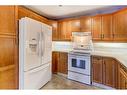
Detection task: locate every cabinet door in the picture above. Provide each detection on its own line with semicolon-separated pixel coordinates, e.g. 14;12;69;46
0;37;17;89
119;66;127;89
113;9;127;41
50;21;58;41
58;21;72;41
92;56;103;84
102;14;113;41
91;16;102;40
70;19;80;32
66;21;72;40
58;21;67;40
52;52;59;74
0;6;16;35
103;57;118;88
58;52;68;74
80;17;92;32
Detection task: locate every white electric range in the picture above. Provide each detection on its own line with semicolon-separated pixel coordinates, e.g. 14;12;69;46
68;32;93;85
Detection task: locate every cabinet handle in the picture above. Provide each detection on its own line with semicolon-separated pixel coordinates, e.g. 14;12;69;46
112;34;114;38
103;34;104;39
125;81;127;86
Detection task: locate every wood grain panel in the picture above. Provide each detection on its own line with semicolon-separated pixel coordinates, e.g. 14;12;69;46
80;16;92;32
118;64;127;89
58;52;68;74
92;56;103;84
103;57;118;88
91;16;102;40
52;52;59;73
18;6;50;25
0;6;15;35
113;9;127;41
102;14;113;41
0;37;15;67
50;20;58;41
0;65;16;89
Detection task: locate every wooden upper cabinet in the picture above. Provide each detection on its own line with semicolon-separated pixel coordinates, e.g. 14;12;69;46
103;57;118;88
112;9;127;41
0;6;16;35
18;6;50;25
80;16;92;32
58;20;72;40
50;20;58;41
58;19;80;40
101;14;113;41
70;19;80;32
18;6;29;19
92;56;103;84
58;21;67;40
91;16;102;40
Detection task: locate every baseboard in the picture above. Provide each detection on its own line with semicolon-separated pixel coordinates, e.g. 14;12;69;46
92;82;116;89
57;72;67;78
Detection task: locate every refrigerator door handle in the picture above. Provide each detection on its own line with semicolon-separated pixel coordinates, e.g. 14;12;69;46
41;32;45;57
38;32;41;56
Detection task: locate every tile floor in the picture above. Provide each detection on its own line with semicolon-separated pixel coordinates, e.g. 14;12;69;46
41;74;101;89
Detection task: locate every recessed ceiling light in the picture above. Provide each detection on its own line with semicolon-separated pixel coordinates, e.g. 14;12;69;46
58;5;63;7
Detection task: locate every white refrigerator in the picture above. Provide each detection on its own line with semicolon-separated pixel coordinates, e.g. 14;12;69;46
19;17;52;89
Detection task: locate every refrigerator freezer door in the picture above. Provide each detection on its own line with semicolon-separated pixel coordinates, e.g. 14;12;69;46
41;24;52;65
23;63;51;89
19;17;42;72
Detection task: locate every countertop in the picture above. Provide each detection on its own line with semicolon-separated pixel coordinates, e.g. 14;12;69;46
52;47;127;68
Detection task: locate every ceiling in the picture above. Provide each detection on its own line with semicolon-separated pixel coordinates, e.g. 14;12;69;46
25;5;127;20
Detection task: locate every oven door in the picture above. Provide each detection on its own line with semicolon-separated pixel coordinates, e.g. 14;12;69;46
68;54;90;75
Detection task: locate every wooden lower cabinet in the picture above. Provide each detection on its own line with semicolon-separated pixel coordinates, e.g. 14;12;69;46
103;57;118;88
52;52;59;73
119;65;127;89
92;56;103;84
92;55;118;88
58;52;68;74
52;52;68;74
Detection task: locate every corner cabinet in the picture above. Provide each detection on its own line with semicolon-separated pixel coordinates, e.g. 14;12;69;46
119;64;127;89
